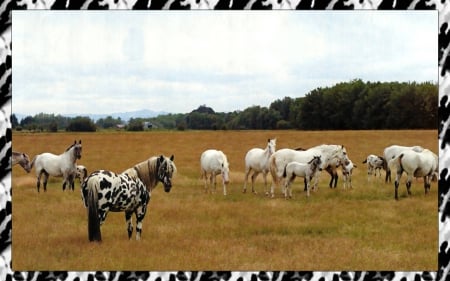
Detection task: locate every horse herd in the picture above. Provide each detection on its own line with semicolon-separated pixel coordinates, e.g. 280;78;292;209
12;138;438;241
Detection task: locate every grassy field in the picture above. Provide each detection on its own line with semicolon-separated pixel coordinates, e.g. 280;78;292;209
12;130;437;271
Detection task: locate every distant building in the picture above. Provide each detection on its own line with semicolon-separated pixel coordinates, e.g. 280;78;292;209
143;122;153;129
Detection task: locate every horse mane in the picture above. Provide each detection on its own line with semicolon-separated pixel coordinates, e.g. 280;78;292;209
127;157;159;192
124;156;176;192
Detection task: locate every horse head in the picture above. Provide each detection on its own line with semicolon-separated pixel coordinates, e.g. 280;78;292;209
69;140;82;160
267;138;277;155
221;161;230;185
309;155;323;172
157;155;176;193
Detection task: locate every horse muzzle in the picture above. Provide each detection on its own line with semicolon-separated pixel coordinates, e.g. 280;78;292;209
163;178;172;193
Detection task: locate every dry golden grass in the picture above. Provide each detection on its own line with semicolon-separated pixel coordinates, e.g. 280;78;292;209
12;130;437;271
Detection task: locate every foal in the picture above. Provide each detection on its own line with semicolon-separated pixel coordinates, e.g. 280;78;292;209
282;155;322;199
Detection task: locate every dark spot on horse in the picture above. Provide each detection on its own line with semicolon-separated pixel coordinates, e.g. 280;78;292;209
99;178;112;190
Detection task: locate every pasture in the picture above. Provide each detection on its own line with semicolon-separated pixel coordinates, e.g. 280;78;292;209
12;130;437;271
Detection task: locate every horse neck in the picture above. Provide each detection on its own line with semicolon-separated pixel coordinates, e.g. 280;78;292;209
134;159;157;192
63;147;78;164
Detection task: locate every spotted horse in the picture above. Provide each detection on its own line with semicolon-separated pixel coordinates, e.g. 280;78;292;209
81;155;176;241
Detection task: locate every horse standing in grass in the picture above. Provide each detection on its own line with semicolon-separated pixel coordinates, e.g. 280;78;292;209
30;140;82;192
341;159;356;189
383;145;424;183
12;151;31;173
270;144;349;198
81;155;176;242
295;145;350;189
363;154;385;181
200;149;230;195
282;155;322;199
388;149;437;200
76;165;88;184
243;138;276;194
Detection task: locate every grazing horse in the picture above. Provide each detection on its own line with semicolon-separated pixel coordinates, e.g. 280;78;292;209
12;151;31;173
363;154;385;181
30;140;82;192
200;149;230;195
341;160;356;189
282;155;322;199
383;145;424;183
81;155;176;242
243;138;276;194
269;144;349;197
388;149;437;200
296;145;350;188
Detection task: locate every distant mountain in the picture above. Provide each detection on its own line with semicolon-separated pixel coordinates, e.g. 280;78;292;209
14;109;168;122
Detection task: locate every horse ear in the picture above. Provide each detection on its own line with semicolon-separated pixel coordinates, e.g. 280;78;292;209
170;155;174;161
79;140;82;144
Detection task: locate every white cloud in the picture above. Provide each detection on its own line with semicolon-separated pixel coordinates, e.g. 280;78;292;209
12;11;437;116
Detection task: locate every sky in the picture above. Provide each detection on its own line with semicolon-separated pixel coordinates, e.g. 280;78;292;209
12;11;437;116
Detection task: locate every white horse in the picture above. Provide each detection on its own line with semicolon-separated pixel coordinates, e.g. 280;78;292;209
388;149;437;200
243;138;276;194
30;140;82;192
200;149;230;195
383;145;424;183
282;155;322;199
341;160;356;189
269;144;349;197
362;154;385;181
12;151;31;173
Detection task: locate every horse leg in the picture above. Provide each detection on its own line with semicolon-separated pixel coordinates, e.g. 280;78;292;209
424;176;430;195
386;168;391;183
251;171;259;194
262;172;268;195
223;175;227;196
135;205;147;240
43;172;49;192
125;211;133;239
306;177;311;197
394;170;402;200
211;174;216;194
283;178;290;199
243;168;250;193
36;171;42;192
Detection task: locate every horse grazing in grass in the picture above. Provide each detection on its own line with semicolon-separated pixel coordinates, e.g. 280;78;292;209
383;145;424;183
295;145;350;189
12;151;31;173
30;140;82;192
282;155;322;199
81;155;176;242
388;149;437;200
243;138;276;194
200;149;230;195
363;154;385;181
270;145;349;197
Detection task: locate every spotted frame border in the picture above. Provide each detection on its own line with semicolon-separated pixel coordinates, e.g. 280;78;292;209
1;0;444;280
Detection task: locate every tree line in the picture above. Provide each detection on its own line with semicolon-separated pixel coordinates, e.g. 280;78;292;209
13;80;437;132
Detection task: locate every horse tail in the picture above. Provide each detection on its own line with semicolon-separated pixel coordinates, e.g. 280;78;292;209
362;159;367;164
269;154;279;185
388;154;403;172
282;164;287;178
87;181;102;242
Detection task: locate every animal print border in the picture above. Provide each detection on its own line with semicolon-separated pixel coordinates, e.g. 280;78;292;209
1;0;444;280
